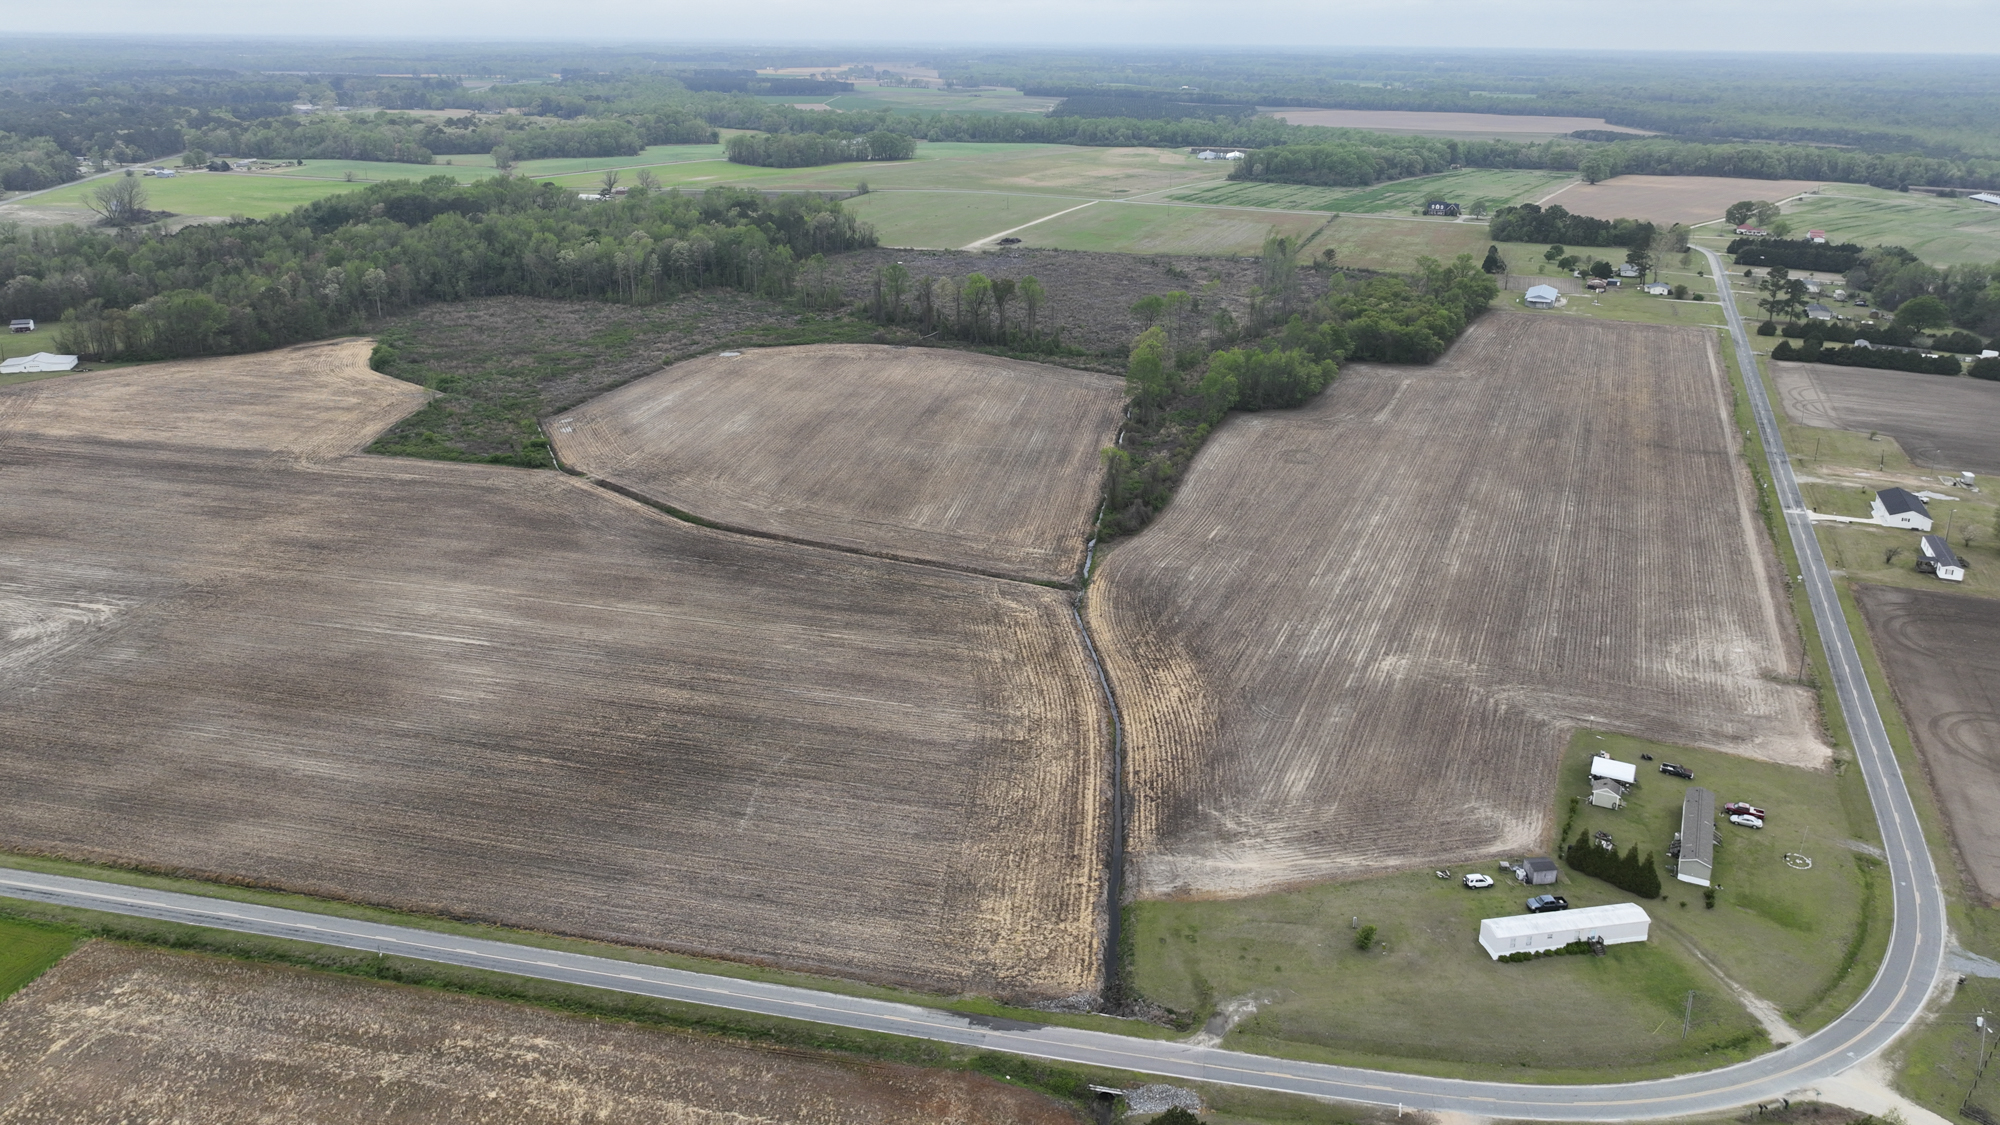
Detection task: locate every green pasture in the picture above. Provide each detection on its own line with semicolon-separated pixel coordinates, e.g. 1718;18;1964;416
1490;241;1727;329
1778;186;2000;265
826;86;1062;116
1012;201;1327;257
842;190;1090;249
1315;214;1492;270
1127;729;1881;1078
1172;168;1572;215
262;159;495;183
19;171;368;220
0;917;76;1001
516;144;729;178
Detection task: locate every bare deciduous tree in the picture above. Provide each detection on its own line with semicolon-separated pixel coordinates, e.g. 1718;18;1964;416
86;171;149;226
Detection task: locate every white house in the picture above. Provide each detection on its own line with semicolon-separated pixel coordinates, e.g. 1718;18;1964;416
1872;487;1934;531
1919;534;1966;582
0;352;77;374
1641;282;1671;296
1478;903;1651;959
1524;284;1561;308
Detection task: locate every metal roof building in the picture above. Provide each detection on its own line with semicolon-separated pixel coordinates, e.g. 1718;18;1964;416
1478;903;1652;959
1873;487;1934;531
1920;534;1966;582
1677;787;1716;887
0;352;77;374
1524;284;1560;308
1588;755;1637;785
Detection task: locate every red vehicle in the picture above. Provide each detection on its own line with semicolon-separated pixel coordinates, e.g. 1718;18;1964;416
1724;802;1767;820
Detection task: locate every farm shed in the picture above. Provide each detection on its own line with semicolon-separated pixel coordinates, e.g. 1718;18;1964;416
1516;857;1559;885
1808;230;1827;243
0;352;77;374
1425;201;1460;217
1589;755;1638;785
1872;487;1934;531
1524;284;1561;308
1478;903;1651;959
1970;193;2000;206
1676;787;1716;887
1589;777;1628;810
9;318;32;332
1919;534;1966;582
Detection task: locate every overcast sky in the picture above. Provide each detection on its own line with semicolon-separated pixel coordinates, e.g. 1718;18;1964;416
16;0;2000;55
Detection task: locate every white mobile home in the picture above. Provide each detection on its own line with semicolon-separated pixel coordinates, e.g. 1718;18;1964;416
1478;903;1651;959
1872;487;1933;531
1676;787;1716;887
1919;534;1966;582
1588;755;1637;786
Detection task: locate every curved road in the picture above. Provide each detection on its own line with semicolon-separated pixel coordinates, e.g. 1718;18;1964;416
0;256;1947;1117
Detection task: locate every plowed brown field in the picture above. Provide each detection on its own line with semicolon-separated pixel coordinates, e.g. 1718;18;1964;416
1774;360;2000;476
1855;584;2000;903
0;943;1081;1125
549;345;1123;583
1088;314;1825;897
0;348;1108;998
1540;175;1826;226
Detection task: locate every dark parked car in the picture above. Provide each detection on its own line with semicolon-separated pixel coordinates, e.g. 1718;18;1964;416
1660;763;1695;780
1526;894;1569;913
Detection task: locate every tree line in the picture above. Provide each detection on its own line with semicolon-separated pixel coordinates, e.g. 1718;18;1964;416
0;178;874;362
725;130;915;168
1487;204;1658;252
1728;237;1863;273
1563;831;1662;899
1099;242;1498;538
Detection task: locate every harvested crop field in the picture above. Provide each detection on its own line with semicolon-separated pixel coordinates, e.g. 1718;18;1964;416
1855;585;2000;903
550;345;1123;583
1259;108;1651;139
1539;175;1826;226
1773;360;2000;475
0;347;1109;998
0;943;1080;1125
1088;313;1825;896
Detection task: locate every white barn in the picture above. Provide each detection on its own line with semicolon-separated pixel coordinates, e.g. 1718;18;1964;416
1872;487;1933;531
1524;284;1560;308
1479;903;1651;959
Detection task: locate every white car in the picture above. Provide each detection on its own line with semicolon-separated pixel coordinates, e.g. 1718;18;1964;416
1729;814;1765;829
1463;873;1495;888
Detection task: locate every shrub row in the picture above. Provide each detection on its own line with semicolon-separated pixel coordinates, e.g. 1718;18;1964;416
1499;940;1597;963
1563;830;1663;898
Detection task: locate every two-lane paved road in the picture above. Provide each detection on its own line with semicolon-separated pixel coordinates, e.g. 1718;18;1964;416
0;257;1947;1117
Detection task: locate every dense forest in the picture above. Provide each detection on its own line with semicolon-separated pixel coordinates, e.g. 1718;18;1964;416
725;130;915;167
0;178;874;361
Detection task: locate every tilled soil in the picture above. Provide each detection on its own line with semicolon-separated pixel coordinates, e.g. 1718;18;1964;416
1088;313;1826;897
0;349;1109;999
1773;360;2000;475
551;344;1123;583
0;943;1082;1125
1855;583;2000;903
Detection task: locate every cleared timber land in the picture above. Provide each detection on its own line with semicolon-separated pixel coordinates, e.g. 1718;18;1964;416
1087;314;1825;897
1773;360;2000;476
1856;584;2000;903
0;346;1108;999
0;943;1079;1125
550;344;1124;582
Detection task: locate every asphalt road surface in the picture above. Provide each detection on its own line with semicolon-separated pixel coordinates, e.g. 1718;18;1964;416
0;260;1947;1117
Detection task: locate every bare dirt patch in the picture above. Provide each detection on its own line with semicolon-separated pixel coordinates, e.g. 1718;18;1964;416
0;356;1108;999
0;338;427;459
1260;108;1652;138
551;345;1122;583
0;943;1081;1124
1541;175;1827;226
1773;360;2000;475
1087;313;1825;897
1855;584;2000;903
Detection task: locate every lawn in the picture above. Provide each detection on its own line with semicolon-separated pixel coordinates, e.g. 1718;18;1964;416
1314;213;1493;270
1778;186;2000;266
1124;728;1883;1078
0;917;76;1001
1171;168;1573;216
827;87;1062;116
260;159;496;183
1896;976;2000;1123
1490;242;1729;329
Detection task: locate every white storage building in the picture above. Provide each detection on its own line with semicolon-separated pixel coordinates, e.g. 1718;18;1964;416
0;352;77;374
1919;534;1966;582
1479;903;1651;959
1872;487;1933;531
1588;755;1637;785
1524;284;1560;308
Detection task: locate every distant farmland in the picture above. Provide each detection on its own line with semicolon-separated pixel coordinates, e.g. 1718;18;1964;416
551;344;1123;583
1088;314;1824;896
0;344;1109;998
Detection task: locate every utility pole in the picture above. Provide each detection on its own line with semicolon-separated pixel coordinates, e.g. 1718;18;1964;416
1683;991;1696;1040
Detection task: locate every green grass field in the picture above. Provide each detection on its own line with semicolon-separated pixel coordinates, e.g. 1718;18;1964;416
1011;201;1328;256
1172;169;1573;215
20;171;372;219
1778;186;2000;265
260;160;496;182
825;86;1062;117
1125;729;1883;1078
842;190;1090;248
1316;214;1493;270
0;917;76;1001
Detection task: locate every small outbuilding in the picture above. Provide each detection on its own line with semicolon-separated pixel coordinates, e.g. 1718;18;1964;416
1641;282;1671;296
1223;151;1245;161
1588;755;1638;786
8;318;32;332
1425;201;1460;217
1618;262;1641;278
1808;229;1827;243
1515;857;1559;886
0;352;77;374
1524;284;1561;308
1873;487;1934;531
1478;903;1651;959
1676;787;1716;887
1970;193;2000;206
1588;777;1629;810
1919;534;1966;582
